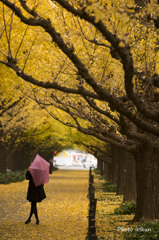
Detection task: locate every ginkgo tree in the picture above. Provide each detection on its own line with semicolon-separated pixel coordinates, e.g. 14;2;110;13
0;76;78;172
0;0;159;222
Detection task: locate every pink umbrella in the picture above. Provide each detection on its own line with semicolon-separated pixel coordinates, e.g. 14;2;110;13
29;154;50;187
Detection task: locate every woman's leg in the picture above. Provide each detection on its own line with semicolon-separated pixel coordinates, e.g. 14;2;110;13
32;202;39;224
25;202;33;224
25;202;39;224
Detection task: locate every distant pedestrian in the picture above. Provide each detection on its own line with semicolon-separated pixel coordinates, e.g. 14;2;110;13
25;170;46;225
49;159;53;174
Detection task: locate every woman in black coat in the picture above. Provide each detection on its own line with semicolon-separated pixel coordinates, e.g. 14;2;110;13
25;170;46;225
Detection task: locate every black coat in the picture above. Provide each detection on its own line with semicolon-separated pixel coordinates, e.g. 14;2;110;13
26;170;46;202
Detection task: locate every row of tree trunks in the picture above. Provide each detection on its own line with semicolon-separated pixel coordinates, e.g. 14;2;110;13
96;141;159;221
7;149;35;172
0;142;58;173
97;146;136;202
0;144;36;172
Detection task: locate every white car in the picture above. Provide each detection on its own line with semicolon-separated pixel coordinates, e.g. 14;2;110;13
82;160;97;169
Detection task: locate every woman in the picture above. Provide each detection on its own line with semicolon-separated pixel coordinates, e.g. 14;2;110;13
25;170;46;225
49;159;53;174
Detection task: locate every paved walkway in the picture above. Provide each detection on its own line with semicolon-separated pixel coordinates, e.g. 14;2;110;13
0;170;89;240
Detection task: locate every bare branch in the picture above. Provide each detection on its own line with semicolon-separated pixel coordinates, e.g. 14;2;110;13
15;25;29;58
76;18;111;48
22;34;38;72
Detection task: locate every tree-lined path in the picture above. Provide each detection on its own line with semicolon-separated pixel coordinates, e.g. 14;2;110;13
1;0;159;223
0;170;88;240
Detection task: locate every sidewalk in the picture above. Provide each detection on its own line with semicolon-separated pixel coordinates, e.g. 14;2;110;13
0;170;89;240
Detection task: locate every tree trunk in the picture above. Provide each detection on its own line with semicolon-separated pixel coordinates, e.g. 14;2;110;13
116;148;125;195
122;151;136;202
97;159;104;175
111;145;119;184
116;148;136;201
103;162;111;181
0;145;7;172
134;141;159;221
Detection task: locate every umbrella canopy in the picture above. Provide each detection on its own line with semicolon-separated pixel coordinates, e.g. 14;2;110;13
29;154;50;187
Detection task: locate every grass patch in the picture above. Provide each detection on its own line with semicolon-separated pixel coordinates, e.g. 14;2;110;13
98;175;106;180
0;170;26;184
94;168;101;175
102;181;117;193
0;166;59;184
114;201;136;215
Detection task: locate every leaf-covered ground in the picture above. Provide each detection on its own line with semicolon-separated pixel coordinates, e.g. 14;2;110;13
0;170;89;240
0;170;134;240
94;176;134;240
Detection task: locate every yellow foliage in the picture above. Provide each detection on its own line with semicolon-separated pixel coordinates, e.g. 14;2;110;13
0;0;159;144
85;4;105;23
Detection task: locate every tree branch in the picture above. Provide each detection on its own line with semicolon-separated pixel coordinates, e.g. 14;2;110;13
0;0;159;136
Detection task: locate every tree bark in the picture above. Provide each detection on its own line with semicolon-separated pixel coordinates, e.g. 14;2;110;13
115;147;136;201
111;145;120;184
0;145;7;172
133;141;159;221
122;151;136;202
103;162;111;181
97;159;104;175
